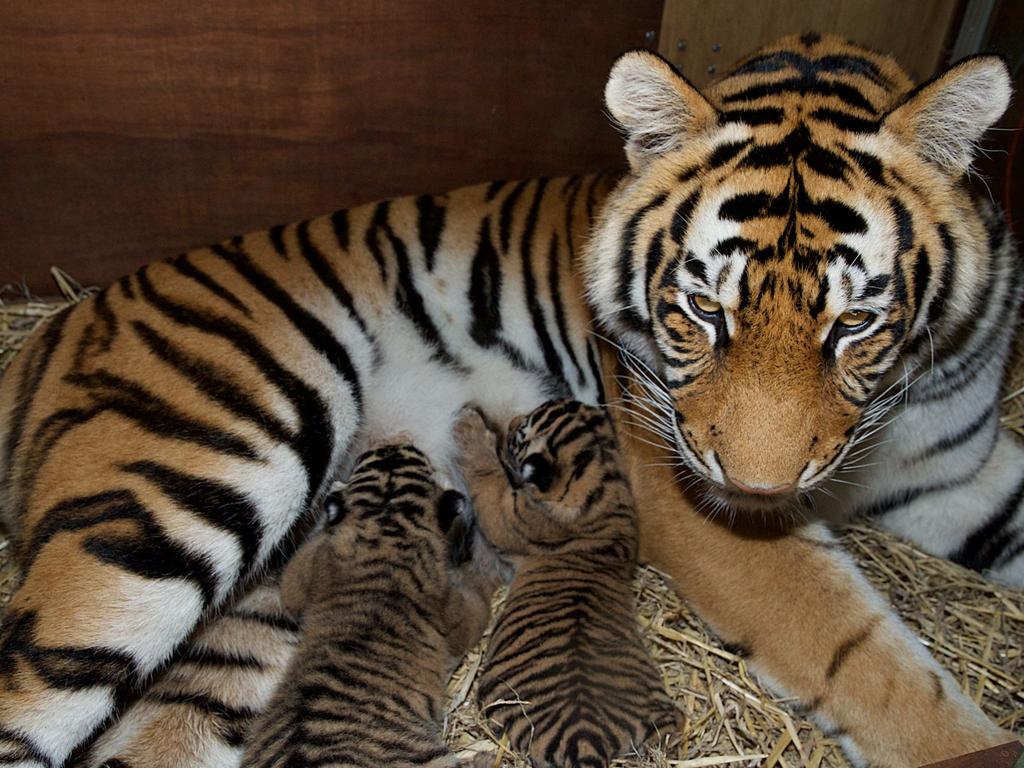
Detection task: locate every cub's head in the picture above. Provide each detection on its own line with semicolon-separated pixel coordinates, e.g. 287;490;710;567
501;400;636;557
504;399;620;501
585;34;1011;511
281;443;474;616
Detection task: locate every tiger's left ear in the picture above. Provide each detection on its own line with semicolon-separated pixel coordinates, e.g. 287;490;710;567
884;55;1011;177
605;50;718;171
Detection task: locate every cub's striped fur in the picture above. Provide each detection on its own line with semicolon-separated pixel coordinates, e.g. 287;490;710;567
0;33;1014;768
87;583;298;768
455;402;679;767
240;443;495;768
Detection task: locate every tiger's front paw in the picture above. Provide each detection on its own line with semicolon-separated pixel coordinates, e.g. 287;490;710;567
453;407;499;461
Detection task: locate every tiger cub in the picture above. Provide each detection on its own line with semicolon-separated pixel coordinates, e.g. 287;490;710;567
455;400;680;767
87;582;299;768
239;442;496;768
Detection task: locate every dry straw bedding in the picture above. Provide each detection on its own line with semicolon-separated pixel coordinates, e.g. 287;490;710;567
0;272;1021;768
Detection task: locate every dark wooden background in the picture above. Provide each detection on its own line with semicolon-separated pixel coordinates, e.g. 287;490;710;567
0;1;662;293
3;1;1019;295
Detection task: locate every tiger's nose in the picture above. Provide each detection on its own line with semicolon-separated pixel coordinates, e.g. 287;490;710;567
728;478;796;496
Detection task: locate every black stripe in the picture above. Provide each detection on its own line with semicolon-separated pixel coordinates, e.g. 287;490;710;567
2;307;73;482
669;189;702;244
85;534;218;605
520;179;566;388
295;220;370;336
826;618;879;679
926;224;956;327
130;320;292;445
586;339;606;405
135;268;336;507
330;209;349;251
617;193;668;332
706;139;751;169
363;202;391;282
268;224;289;259
468;217;503;346
952;473;1024;571
719;106;785;126
906;404;995;464
732;50;886;87
0;726;53;766
844;148;885;185
60;369;261;461
889;197;914;254
415;194;446;271
120;460;263;575
1;611;132;690
499;180;531;253
484;179;507;202
118;274;137;300
386;210;466;371
546;233;586;387
171;253;251;318
179;646;265;670
214;242;363;410
719;190;788;222
643;228;667;310
803;144;848;179
722;78;877;114
25;489;218;605
911;246;931;326
808;108;880;133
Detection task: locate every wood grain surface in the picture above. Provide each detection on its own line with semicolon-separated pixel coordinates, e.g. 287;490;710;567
0;1;662;292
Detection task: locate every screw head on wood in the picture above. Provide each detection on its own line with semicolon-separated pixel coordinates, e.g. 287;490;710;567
676;40;687;51
644;30;655;42
707;64;717;74
711;42;721;52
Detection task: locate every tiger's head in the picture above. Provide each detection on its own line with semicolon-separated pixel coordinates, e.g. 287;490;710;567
585;34;1011;511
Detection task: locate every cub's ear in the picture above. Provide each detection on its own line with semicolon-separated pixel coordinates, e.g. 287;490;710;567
884;55;1011;177
605;49;718;170
323;490;348;527
436;489;467;534
520;453;554;493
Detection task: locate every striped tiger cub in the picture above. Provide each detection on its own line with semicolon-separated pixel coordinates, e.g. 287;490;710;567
239;442;496;768
87;582;299;768
455;401;680;767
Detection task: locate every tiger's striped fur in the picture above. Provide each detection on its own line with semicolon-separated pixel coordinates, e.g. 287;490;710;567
455;402;679;767
86;582;298;768
0;33;1014;768
240;443;495;768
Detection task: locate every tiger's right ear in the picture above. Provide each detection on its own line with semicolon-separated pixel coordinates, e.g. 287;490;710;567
884;55;1011;177
605;50;718;171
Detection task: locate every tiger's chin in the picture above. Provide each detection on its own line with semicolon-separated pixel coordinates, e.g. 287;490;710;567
703;485;797;514
680;471;807;522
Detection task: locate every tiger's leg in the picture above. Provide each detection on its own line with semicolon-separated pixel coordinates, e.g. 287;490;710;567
0;445;324;768
624;432;1009;767
85;581;298;768
0;290;366;765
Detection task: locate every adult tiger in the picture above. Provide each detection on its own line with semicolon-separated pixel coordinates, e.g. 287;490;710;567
0;33;1016;768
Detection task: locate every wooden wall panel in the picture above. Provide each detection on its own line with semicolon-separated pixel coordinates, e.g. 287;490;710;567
0;1;663;293
658;0;960;89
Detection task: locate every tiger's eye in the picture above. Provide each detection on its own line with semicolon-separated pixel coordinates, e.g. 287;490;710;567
837;309;872;329
691;295;723;315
